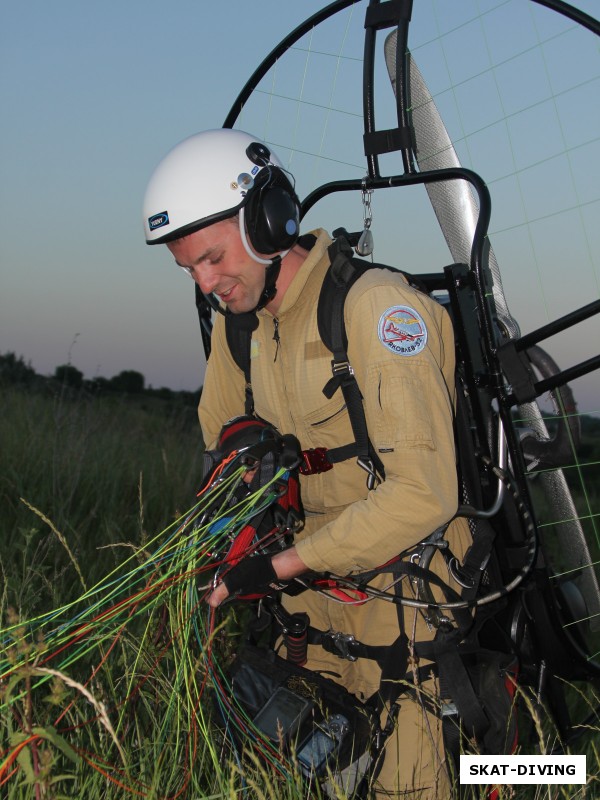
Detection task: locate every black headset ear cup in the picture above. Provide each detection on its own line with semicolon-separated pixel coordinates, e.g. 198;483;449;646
244;169;300;255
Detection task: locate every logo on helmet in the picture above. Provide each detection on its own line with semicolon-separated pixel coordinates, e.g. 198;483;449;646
148;212;169;230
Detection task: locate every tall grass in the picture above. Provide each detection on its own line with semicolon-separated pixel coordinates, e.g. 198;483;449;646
1;384;598;799
0;384;202;616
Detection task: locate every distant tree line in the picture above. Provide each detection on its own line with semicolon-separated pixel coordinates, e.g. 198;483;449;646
0;352;201;406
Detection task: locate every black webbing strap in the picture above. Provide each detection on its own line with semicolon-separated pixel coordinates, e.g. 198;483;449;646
225;310;259;415
322;442;357;465
435;634;490;741
308;615;491;742
353;558;475;636
364;0;412;30
307;626;409;708
363;127;413;156
318;237;386;487
363;0;414;160
449;384;500;600
497;339;538;404
416;632;493;790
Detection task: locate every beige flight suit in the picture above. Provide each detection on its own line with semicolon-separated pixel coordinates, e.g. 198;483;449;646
200;229;471;797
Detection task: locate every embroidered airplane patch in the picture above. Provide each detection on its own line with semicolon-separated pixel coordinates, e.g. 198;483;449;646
377;305;427;356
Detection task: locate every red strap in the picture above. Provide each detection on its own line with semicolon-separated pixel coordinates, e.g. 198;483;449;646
224;524;256;565
313;578;368;604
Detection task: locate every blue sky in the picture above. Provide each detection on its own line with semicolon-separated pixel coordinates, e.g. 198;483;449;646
1;0;598;412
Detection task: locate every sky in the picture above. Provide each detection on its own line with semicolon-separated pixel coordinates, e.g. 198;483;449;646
1;0;598;413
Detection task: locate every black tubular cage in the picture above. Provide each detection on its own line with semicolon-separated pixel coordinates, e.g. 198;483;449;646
194;0;600;702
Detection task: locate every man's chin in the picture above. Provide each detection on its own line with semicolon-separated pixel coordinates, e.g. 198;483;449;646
226;298;257;315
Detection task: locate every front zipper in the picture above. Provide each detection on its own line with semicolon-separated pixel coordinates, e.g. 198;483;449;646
272;317;280;362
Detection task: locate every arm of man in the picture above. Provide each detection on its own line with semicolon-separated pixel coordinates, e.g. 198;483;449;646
207;546;307;607
295;275;460;575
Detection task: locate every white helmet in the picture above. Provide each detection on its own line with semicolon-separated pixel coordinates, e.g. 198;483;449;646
143;128;300;252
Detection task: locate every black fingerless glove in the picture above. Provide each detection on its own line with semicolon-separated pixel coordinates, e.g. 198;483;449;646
221;554;287;597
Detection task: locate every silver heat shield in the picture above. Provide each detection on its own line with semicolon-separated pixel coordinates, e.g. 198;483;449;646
384;30;599;637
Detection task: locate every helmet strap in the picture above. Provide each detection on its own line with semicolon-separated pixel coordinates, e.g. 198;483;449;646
198;253;281;317
200;288;226;316
256;255;281;311
235;207;288;311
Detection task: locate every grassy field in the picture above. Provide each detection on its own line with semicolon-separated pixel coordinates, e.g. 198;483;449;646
0;383;203;614
1;382;598;799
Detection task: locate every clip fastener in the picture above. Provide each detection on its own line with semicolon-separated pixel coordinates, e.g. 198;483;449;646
299;447;333;476
322;631;358;661
357;456;379;490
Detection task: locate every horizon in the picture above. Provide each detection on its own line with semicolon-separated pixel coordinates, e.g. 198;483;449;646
1;0;598;412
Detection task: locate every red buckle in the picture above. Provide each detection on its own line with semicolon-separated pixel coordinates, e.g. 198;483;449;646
299;447;333;475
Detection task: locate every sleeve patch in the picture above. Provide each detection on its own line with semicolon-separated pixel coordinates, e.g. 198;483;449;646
377;305;428;356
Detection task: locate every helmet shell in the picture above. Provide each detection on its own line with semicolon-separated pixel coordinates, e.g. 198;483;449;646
143;129;286;244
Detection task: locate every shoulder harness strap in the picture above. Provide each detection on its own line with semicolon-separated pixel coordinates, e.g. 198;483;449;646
225;310;258;415
318;236;387;488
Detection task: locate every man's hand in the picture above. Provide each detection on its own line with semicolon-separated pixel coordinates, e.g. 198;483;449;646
222;554;284;598
207;546;308;608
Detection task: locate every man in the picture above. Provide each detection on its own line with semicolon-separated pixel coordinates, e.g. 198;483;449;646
144;128;470;797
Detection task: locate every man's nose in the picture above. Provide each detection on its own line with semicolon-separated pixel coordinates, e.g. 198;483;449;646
193;265;219;295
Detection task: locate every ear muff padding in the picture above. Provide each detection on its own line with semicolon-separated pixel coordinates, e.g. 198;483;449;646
244;168;300;255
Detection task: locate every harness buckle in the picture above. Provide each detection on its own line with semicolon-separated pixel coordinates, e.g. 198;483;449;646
299;447;333;475
441;700;459;718
322;631;358;661
330;359;354;378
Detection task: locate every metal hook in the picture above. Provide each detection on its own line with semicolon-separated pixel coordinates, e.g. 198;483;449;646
356;179;374;257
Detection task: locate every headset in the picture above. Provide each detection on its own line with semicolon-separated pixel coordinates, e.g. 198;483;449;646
241;142;301;259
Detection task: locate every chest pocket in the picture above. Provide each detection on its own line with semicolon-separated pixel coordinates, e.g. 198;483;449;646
301;397;350;449
297;330;356;451
301;392;368;511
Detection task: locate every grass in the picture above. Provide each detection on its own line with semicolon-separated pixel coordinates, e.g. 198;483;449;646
0;382;599;799
0;384;203;616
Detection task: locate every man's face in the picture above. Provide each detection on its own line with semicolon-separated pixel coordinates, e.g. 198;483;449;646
166;219;267;314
